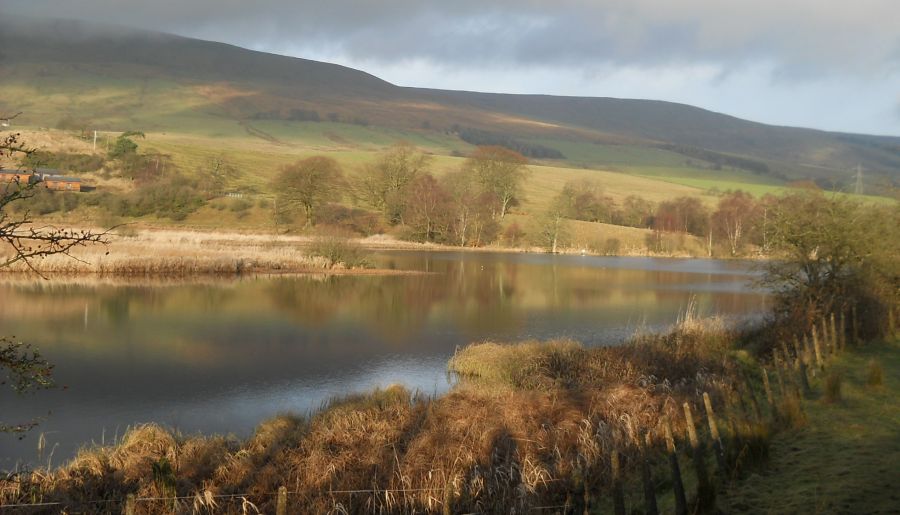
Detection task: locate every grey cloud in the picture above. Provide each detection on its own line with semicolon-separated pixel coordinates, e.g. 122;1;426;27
5;0;900;77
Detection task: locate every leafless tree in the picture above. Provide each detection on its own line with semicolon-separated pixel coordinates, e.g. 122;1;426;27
354;142;431;225
274;156;345;227
464;146;529;219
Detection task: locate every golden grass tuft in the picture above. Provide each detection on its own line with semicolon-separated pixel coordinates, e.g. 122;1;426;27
866;359;884;387
779;392;807;429
448;339;583;390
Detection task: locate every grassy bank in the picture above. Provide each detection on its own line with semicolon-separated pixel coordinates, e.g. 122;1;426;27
718;339;900;514
2;310;896;513
1;315;744;513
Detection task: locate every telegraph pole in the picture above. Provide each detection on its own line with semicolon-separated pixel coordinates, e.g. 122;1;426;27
854;165;863;195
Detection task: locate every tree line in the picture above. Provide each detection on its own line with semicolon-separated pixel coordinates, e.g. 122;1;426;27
16;133;882;258
274;143;530;247
276;142;794;256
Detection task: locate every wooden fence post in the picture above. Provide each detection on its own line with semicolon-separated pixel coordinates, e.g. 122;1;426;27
797;353;812;397
829;314;838;352
811;328;824;370
802;335;813;375
702;393;727;477
839;312;847;350
779;340;792;368
124;493;135;515
611;449;626;515
821;318;832;355
276;485;287;515
663;419;688;515
581;479;592;515
773;359;787;399
640;433;659;515
791;336;803;370
761;368;775;410
684;402;714;511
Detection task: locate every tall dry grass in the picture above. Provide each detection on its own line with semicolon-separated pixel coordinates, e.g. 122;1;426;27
0;228;375;275
1;315;757;513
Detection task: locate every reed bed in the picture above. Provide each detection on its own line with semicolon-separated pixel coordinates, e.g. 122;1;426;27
0;228;372;275
1;315;762;514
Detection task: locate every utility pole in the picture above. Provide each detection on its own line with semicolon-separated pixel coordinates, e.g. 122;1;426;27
854;165;864;195
93;130;97;151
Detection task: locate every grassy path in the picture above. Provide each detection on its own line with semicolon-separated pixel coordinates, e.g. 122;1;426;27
719;339;900;514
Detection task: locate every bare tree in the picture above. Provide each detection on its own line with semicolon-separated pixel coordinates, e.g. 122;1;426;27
441;169;498;247
275;156;345;227
404;173;452;242
354;142;431;224
537;187;573;253
652;196;709;236
464;146;529;219
712;191;759;256
198;154;241;199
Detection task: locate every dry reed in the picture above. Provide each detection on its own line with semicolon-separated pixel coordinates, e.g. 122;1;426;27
0;228;374;276
0;316;752;513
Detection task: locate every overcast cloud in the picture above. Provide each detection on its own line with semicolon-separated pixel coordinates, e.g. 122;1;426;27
6;0;900;135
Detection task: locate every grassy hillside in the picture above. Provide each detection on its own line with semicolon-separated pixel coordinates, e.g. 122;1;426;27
2;16;899;194
1;17;896;258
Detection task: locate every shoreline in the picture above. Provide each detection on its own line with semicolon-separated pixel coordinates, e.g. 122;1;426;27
0;226;768;278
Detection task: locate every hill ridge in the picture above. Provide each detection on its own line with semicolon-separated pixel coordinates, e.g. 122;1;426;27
2;15;899;186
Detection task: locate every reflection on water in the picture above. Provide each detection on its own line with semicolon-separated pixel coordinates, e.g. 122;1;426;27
0;252;766;468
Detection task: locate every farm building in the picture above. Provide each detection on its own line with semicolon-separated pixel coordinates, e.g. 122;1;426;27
0;169;86;191
41;173;82;191
0;169;39;184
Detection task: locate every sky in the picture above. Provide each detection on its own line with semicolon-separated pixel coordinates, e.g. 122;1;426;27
6;0;900;136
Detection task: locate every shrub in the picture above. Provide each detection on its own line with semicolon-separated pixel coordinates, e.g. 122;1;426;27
228;198;252;212
308;232;369;268
779;391;807;428
113;174;205;221
22;151;106;173
762;192;899;345
603;237;621;256
316;204;383;236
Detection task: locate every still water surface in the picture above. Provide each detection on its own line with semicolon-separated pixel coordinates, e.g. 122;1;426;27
0;251;766;468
